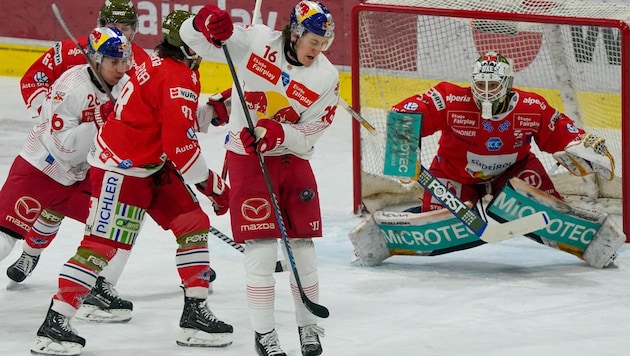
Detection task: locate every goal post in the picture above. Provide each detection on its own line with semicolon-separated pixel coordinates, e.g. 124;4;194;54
350;0;630;240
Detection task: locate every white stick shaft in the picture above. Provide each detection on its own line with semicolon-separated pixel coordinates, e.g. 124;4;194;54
480;211;550;243
252;0;263;25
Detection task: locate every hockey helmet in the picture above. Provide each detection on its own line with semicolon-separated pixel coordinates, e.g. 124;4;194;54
88;26;132;67
162;10;194;48
98;0;138;29
290;1;335;50
470;51;514;120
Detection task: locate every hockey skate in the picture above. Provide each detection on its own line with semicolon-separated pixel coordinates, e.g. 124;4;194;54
299;325;324;356
31;308;85;356
176;295;233;347
74;276;133;323
255;329;286;356
6;251;40;283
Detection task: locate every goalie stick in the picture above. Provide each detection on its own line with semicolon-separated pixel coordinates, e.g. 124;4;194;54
222;44;329;319
416;163;549;243
51;3;115;104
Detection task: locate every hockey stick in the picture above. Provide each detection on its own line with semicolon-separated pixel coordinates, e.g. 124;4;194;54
209;226;285;272
51;3;115;104
338;97;378;135
416;164;549;243
222;45;329;318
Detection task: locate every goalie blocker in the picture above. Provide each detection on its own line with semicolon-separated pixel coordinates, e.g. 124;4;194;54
487;177;625;268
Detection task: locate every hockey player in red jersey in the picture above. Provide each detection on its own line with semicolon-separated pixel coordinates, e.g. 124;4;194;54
351;51;620;269
31;10;232;356
181;1;339;355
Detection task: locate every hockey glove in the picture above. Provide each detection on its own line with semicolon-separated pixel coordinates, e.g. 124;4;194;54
195;170;230;215
552;133;615;181
239;119;285;154
94;101;114;128
193;4;233;47
209;88;232;126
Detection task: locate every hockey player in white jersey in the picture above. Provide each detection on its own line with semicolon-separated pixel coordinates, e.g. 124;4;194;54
181;1;339;355
0;27;131;323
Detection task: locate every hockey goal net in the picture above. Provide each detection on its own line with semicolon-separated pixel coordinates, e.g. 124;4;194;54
351;0;630;239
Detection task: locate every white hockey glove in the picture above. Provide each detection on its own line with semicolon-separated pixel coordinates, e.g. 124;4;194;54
552;133;615;181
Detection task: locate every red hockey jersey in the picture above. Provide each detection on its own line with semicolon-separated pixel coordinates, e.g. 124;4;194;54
391;81;584;184
88;53;209;185
20;36;149;118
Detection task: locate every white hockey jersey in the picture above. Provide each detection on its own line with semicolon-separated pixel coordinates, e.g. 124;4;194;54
180;19;340;159
20;64;127;186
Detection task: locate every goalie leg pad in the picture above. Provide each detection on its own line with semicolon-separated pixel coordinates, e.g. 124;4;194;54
348;208;486;266
582;217;625;268
348;216;391;267
488;177;625;267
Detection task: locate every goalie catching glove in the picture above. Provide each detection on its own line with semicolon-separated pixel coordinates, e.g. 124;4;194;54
552;133;615;181
195;170;230;215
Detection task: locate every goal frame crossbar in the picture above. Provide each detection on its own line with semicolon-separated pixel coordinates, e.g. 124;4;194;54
350;1;630;239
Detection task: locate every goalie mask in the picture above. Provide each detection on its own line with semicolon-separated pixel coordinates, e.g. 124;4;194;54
88;26;132;70
290;1;335;51
471;51;514;120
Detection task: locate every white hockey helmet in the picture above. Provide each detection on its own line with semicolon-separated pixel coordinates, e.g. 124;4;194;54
471;51;514;120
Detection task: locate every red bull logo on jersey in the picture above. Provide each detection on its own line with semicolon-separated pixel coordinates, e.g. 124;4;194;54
245;91;268;115
271;106;300;123
52;91;65;103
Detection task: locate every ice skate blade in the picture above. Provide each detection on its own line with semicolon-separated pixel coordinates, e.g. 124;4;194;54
176;328;233;347
31;336;83;356
75;304;131;323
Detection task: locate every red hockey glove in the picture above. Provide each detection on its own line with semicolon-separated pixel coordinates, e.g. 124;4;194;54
94;101;114;127
208;88;232;126
193;4;233;47
195;170;230;215
239;119;285;154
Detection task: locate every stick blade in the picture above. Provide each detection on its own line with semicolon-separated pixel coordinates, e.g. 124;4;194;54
301;291;330;318
480;211;549;243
